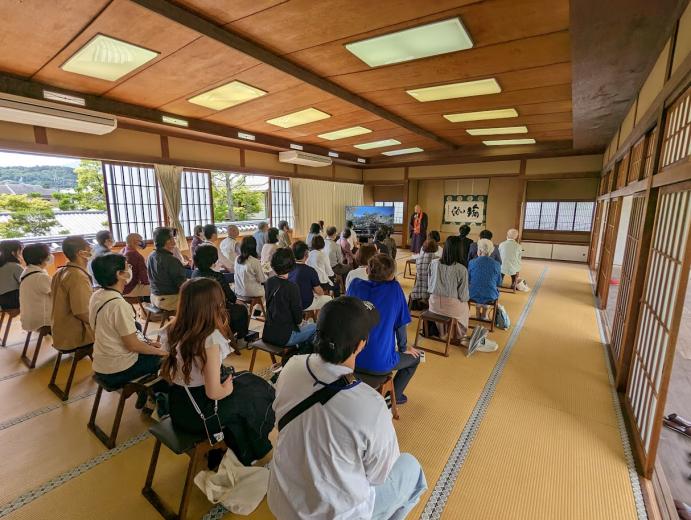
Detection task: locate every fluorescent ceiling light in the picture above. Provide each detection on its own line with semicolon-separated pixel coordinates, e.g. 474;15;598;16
354;139;401;150
266;108;330;128
61;34;158;82
407;78;501;102
318;126;372;141
42;90;85;106
382;147;424;156
345;18;473;67
328;151;339;158
188;81;266;110
161;115;188;127
238;131;255;141
290;143;303;150
467;126;528;136
483;138;536;146
357;158;366;164
444;108;518;123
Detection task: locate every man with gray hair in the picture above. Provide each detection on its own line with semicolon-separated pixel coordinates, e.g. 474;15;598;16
220;224;241;268
253;221;269;257
468;238;501;351
499;229;522;290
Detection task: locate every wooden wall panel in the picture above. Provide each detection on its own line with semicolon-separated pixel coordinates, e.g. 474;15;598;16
636;40;672;125
672;1;691;74
524;154;603;175
168;137;241;168
596;198;622;308
408;161;520;179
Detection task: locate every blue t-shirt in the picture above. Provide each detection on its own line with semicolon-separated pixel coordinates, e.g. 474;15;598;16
347;278;411;373
468;256;502;303
288;263;321;310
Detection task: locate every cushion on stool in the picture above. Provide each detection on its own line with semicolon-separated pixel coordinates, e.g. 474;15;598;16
249;339;295;356
355;372;392;389
149;417;205;455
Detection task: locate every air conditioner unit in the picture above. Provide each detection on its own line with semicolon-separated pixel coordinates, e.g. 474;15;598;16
0;93;117;135
279;150;332;167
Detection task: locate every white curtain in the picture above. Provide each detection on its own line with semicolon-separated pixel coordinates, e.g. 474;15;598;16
154;164;187;251
290;178;364;238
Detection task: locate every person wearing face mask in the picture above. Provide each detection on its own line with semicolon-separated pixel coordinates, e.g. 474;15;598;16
88;230;114;286
0;240;24;311
122;233;150;298
89;254;168;392
19;243;53;335
147;227;188;311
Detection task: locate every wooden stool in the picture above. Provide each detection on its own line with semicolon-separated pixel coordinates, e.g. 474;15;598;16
124;296;146;317
468;299;498;332
413;310;459;357
88;373;161;449
356;372;399;420
248;339;297;373
238;296;266;322
21;325;50;369
143;417;227;520
403;259;416;279
142;304;175;337
0;308;20;347
48;344;93;401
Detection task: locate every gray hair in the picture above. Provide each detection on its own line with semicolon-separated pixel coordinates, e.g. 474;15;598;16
258;221;269;231
507;228;519;240
477;238;494;256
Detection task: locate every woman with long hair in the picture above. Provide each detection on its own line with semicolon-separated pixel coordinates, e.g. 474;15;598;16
261;227;280;267
234;236;266;299
161;278;275;465
306;222;322;250
0;240;23;310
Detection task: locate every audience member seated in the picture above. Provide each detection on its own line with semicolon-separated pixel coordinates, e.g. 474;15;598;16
51;236;94;352
122;233;150;298
147;227;187;311
161;278;275;466
345;243;377;292
261;227;280;267
324;226;351;278
318;220;325;234
190;225;205;261
219;225;241;267
347;254;421;404
373;229;390;257
0;240;23;310
382;225;398;260
306;222;321;250
89;230;114;284
262;248;317;349
458;224;474;267
192;245;250;340
277;220;292;249
233;236;266;299
253;221;269;257
427;236;471;344
289;241;331;312
203;224;234;272
468;239;502;350
90;254;167;393
499;229;523;289
409;239;438;309
268;296;427;519
19;243;52;333
307;235;337;296
428;230;443;259
339;228;357;266
468;230;502;264
345;219;359;253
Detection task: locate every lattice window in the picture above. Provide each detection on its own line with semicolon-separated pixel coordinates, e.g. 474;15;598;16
643;127;658;178
179;169;212;237
618;152;630;189
628;136;646;184
102;162;162;242
660;87;691;169
595;198;621;307
270;178;293;228
524;201;595;232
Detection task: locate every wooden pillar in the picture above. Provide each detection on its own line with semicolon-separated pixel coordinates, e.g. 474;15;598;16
516;160;527;241
402;167;409;249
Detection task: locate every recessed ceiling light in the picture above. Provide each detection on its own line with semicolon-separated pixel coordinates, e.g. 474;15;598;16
318;126;372;141
406;78;501;102
61;34;159;81
354;139;401;150
483;138;536;146
266;108;331;128
42;90;85;106
467;126;528;136
444;108;518;123
188;81;267;110
382;147;424;156
162;115;188;127
345;18;473;67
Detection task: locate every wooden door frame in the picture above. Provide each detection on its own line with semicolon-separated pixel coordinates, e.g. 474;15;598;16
595;198;622;309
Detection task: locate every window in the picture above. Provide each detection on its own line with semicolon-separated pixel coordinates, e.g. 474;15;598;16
523;201;595;232
103;162;162;241
271;178;293;228
211;172;268;225
179;169;212;236
374;201;404;224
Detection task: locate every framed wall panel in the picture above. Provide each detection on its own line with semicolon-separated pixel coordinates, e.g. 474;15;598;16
595;198;622;308
660;87;691;170
628;136;646;184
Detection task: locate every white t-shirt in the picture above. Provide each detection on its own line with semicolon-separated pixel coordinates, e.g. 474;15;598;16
306;249;334;284
233;256;266;298
19;266;51;331
89;289;138;374
203;239;233;272
268;354;399;520
345;266;368;292
219;237;239;268
162;328;232;387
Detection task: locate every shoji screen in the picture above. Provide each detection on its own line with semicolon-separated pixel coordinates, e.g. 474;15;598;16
591;200;609;272
595;198;622;308
589;201;605;270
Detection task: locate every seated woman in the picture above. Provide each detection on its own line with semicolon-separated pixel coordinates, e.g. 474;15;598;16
458;225;474;267
260;227;280;268
307;235;337;295
382;225;397;260
468;239;502;351
161;278;275;466
344;243;377;292
306;222;321;250
0;240;23;311
89;254;168;392
409;239;438;309
468;230;502;264
427;236;469;343
262;248;317;348
498;229;523;289
233;236;266;300
19;244;52;335
339;228;357;266
192;244;250;341
428;230;442;259
373;229;390;257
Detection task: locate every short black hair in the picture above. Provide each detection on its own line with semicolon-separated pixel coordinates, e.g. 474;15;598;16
459;225;471;238
193;225;204;237
442;236;463;266
278;220;289;231
292;240;309;261
375;229;386;242
96;230;113;247
194;243;218;270
92;253;126;288
345;220;353;228
309;222;321;234
342;228;351;239
153;227;173;249
479;229;493;240
267;227;279;244
326;226;337;237
203;224;218;240
271;247;296;275
23;243;51;266
62;235;89;261
428;230;441;242
311;235;325;250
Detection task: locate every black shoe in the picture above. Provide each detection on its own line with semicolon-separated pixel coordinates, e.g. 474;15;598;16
135;391;147;410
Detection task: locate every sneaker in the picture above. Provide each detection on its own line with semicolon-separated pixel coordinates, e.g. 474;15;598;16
395;394;408;405
477;338;499;353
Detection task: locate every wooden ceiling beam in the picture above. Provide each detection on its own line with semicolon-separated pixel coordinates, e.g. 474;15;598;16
130;0;458;150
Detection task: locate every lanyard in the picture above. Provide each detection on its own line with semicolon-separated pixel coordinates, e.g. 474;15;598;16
183;385;218;418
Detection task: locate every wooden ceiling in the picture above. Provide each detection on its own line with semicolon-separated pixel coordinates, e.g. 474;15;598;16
0;0;598;165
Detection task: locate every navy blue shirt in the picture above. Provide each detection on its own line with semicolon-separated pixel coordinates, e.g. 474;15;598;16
288;263;321;310
468;256;502;303
347;278;411;373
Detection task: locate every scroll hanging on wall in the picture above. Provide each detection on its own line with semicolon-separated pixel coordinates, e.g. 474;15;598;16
443;194;487;225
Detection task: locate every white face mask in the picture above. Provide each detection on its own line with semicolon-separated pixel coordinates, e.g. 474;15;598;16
121;267;133;284
80;249;93;261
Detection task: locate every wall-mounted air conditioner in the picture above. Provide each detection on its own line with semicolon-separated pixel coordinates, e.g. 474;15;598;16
0;93;117;135
279;150;332;168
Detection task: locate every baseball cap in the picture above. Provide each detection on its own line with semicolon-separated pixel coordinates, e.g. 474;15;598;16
316;296;380;349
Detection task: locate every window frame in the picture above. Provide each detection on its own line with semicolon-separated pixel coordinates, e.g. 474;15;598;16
179;168;213;237
523;199;596;233
374;201;404;225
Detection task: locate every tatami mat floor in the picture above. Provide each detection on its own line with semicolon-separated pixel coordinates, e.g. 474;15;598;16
0;258;640;519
